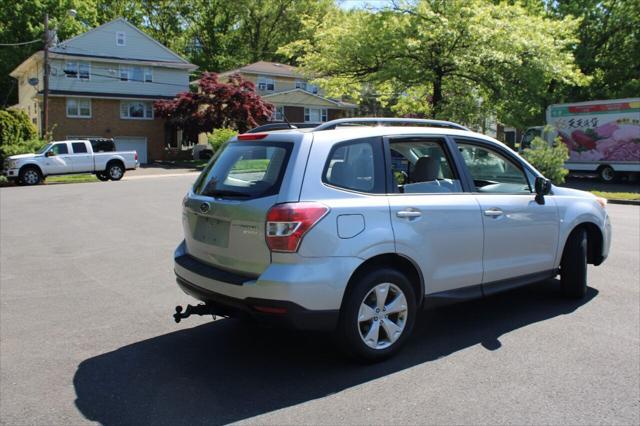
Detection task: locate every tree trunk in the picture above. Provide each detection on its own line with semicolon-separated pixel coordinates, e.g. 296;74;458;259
431;75;443;119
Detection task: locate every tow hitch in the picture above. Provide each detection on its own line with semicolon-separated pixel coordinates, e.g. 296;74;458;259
173;304;217;323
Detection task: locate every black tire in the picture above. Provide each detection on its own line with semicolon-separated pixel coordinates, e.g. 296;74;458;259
96;172;110;181
598;165;615;183
106;162;125;181
18;166;42;186
338;268;417;362
561;228;588;298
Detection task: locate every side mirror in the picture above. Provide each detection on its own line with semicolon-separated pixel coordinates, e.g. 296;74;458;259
45;151;55;157
534;177;551;204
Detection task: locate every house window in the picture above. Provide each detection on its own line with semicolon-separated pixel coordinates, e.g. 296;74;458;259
119;66;153;82
120;101;153;119
64;61;90;79
271;106;284;121
66;98;91;118
257;76;275;91
295;80;319;94
304;107;328;123
116;31;126;46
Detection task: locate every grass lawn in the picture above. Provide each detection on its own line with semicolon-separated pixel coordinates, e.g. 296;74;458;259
230;159;270;173
591;191;640;201
46;174;99;184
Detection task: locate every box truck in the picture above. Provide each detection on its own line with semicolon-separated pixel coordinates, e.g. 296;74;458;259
521;98;640;182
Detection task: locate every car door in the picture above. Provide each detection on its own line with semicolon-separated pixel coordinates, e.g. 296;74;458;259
386;136;484;296
43;142;72;175
453;138;559;287
70;141;93;172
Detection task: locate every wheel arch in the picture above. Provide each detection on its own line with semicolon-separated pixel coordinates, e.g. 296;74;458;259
106;158;125;169
340;253;425;314
563;222;604;266
19;163;44;177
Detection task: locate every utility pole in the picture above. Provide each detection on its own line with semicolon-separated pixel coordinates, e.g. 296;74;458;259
43;12;49;137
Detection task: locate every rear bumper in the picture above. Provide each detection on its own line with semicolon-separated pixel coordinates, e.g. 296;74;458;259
176;276;338;330
173;240;361;330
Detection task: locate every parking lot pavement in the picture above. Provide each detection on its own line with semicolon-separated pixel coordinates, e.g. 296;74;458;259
1;177;638;425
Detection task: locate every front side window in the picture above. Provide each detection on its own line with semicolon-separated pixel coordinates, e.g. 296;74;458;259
257;77;275;91
71;142;88;153
50;143;69;155
456;141;531;194
120;101;153;119
388;138;463;193
323;138;385;193
304;107;328;123
66;98;91;118
193;142;292;199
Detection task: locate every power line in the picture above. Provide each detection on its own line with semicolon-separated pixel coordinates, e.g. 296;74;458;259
0;39;42;47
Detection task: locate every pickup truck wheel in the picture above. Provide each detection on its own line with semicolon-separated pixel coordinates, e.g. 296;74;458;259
560;228;588;299
338;268;416;362
96;172;110;182
19;166;42;185
106;163;124;181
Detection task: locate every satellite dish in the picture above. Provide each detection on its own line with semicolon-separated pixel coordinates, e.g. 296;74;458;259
28;78;39;86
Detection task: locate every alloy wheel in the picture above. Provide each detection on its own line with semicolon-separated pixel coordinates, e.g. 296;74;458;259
358;282;408;350
109;166;123;179
23;170;39;185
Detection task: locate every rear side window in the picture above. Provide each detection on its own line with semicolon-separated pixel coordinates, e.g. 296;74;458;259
72;142;87;153
193;142;292;199
323;138;385;193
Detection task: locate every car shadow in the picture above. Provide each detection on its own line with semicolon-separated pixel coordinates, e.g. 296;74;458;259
73;279;597;425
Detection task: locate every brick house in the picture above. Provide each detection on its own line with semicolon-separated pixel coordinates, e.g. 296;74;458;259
9;18;197;163
219;61;357;124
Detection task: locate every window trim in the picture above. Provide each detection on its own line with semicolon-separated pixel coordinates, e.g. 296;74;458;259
452;137;536;195
64;61;91;80
119;65;153;83
382;135;467;195
257;76;275;91
304;107;328;123
116;31;126;46
66;98;92;118
321;136;386;195
270;106;284;121
120;100;154;120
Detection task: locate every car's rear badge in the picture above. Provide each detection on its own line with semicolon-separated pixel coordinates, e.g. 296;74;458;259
199;202;211;214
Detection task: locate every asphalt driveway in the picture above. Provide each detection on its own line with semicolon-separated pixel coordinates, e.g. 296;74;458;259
1;176;638;425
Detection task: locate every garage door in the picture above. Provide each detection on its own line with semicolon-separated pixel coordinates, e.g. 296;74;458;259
114;137;148;164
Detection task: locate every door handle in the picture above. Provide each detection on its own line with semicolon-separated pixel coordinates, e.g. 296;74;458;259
484;208;503;217
396;210;422;218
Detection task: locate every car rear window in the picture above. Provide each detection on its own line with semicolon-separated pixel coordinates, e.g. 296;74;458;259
90;139;115;152
193;141;292;199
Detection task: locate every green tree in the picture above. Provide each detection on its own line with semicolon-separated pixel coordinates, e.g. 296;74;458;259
286;0;586;128
547;0;640;101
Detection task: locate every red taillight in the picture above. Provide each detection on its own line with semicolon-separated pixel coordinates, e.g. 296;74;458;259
265;202;329;252
238;133;268;140
134;151;138;161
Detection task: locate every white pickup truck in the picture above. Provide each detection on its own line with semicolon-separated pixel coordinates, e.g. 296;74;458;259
2;139;139;185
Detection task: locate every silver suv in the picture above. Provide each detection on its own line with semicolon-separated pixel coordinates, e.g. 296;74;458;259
173;118;611;361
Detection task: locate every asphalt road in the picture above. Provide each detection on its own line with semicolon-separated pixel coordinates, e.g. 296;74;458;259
1;176;639;425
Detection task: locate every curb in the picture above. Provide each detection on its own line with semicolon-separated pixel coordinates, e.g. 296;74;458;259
607;199;640;206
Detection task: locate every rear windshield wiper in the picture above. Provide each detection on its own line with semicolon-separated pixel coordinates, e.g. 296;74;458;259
203;189;252;198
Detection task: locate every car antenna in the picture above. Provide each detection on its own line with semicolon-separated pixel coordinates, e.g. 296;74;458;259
282;112;294;129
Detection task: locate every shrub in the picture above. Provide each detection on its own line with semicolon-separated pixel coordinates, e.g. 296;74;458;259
207;128;238;153
0;108;42;163
522;137;569;184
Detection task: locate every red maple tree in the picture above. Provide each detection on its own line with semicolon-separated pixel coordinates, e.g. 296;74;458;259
154;72;274;142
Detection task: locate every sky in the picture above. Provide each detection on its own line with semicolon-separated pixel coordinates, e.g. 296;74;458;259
338;0;396;10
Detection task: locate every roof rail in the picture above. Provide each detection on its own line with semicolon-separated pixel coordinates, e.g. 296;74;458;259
313;117;469;131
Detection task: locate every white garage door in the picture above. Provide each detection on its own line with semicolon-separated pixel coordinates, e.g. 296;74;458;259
114;137;148;164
